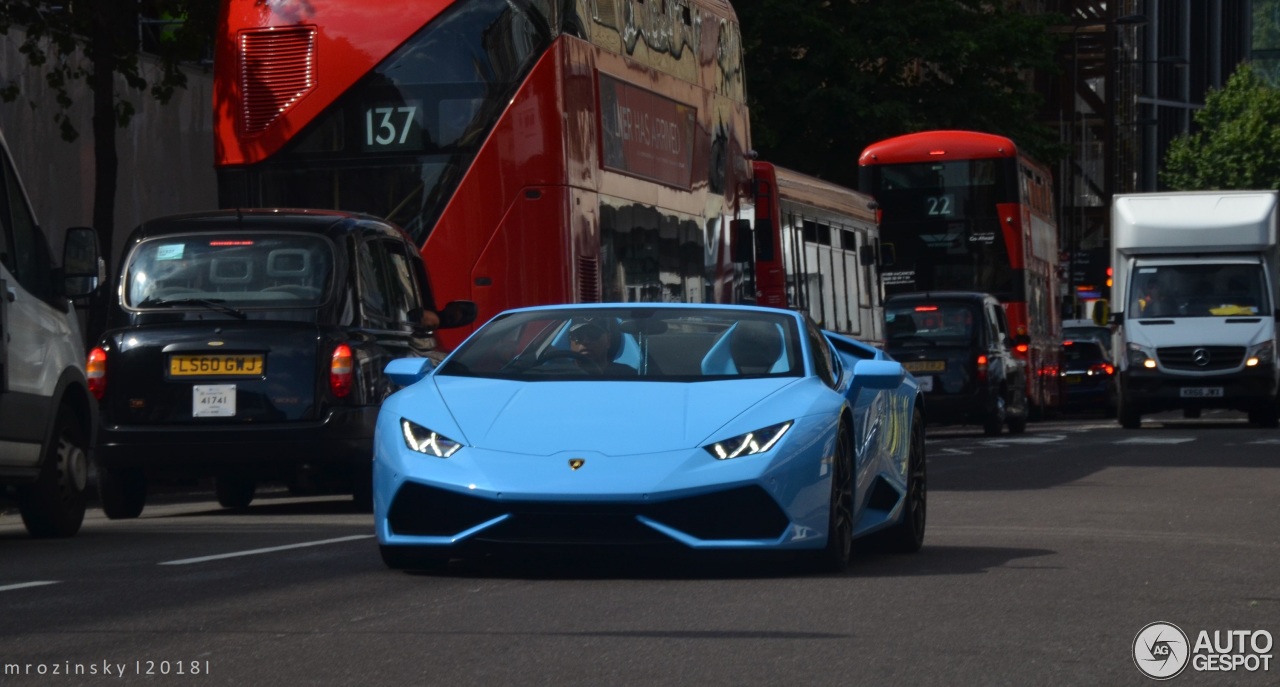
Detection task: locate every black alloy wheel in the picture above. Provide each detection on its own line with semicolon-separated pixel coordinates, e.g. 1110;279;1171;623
808;422;854;573
877;407;927;553
215;474;257;509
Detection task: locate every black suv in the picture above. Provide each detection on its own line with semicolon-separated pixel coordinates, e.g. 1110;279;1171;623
884;291;1028;435
89;209;475;517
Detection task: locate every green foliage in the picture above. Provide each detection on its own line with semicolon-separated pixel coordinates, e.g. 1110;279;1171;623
737;0;1065;187
1160;63;1280;190
0;1;216;141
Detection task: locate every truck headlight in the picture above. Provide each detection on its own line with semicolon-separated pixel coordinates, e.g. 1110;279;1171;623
1245;340;1274;367
1127;342;1157;369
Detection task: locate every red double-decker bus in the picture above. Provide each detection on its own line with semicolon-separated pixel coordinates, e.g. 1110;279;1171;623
858;130;1060;412
213;0;881;348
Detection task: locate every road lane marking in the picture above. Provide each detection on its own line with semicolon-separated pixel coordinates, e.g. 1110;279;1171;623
159;534;375;566
982;434;1067;445
0;581;60;592
1115;437;1195;444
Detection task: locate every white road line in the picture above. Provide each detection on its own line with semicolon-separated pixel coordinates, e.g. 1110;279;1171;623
1115;437;1195;444
0;581;60;593
159;534;375;566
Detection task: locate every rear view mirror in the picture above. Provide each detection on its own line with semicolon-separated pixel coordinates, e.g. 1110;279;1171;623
859;244;877;266
437;300;478;329
61;226;101;299
1091;299;1110;326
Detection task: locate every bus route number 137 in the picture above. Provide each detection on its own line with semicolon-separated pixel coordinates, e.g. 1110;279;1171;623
364;105;421;151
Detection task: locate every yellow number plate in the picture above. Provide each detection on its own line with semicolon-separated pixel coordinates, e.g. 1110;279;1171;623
170;354;264;377
903;360;945;373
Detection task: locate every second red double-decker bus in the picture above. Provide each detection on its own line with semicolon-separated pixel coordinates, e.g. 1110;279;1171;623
858;130;1060;413
214;0;883;349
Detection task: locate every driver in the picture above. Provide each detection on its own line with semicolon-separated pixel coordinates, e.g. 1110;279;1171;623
568;317;636;375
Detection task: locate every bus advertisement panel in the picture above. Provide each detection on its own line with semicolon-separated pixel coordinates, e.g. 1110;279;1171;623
859;130;1060;412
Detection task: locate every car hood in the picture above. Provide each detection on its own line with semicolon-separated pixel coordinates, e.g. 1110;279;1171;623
431;376;801;456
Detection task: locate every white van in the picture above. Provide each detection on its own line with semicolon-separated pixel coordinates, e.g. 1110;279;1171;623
0;127;101;537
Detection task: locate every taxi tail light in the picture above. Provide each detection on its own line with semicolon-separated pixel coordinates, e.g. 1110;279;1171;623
87;347;107;400
976;354;989;383
330;344;354;398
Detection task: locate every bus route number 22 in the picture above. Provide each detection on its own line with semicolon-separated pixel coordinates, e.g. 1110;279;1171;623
926;194;954;217
364;105;421;151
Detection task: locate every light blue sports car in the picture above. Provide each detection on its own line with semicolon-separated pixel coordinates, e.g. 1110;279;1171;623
374;303;926;572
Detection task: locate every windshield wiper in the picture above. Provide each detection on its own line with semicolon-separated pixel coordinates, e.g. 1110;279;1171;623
137;297;248;320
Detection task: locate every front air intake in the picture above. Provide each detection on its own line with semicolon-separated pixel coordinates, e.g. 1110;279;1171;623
239;27;316;135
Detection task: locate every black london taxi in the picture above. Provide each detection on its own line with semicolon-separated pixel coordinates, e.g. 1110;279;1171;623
88;209;475;517
884;291;1029;435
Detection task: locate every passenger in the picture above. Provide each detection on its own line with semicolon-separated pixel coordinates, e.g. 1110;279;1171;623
568;317;636;375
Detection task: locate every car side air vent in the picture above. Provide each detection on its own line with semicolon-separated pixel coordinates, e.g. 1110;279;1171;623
239;27;316;135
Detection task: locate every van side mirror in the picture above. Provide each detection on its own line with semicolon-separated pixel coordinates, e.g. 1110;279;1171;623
859;244;877;266
1109;311;1125;325
1091;299;1110;326
61;227;101;299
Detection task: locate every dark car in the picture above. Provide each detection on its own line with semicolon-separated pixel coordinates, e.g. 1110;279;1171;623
1059;338;1117;415
884;291;1028;435
88;209;476;518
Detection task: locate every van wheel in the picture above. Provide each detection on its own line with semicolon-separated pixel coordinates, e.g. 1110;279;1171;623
215;475;256;509
1248;402;1279;428
17;412;89;538
1118;396;1142;429
99;466;147;519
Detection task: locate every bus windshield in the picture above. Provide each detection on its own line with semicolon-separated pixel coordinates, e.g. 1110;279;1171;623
867;159;1017;297
220;0;553;244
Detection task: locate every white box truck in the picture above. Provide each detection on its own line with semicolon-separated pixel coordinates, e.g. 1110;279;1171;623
1111;190;1280;428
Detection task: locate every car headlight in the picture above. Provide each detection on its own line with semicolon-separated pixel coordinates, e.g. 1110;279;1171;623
704;421;792;460
1246;340;1275;367
400;418;463;458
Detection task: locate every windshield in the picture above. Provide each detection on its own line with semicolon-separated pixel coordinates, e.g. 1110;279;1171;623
864;159;1018;296
439;308;805;381
223;0;554;244
1128;263;1270;319
884;302;979;347
124;234;334;309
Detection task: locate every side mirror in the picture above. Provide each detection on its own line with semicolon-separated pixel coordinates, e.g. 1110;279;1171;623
859;244;877;267
1091;299;1110;326
730;218;754;263
62;227;101;299
437;300;478;329
852;359;905;390
384;357;436;386
1109;311;1125;326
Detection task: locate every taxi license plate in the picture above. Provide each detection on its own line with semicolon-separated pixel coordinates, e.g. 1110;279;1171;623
170;354;264;377
903;360;945;373
1179;387;1223;398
